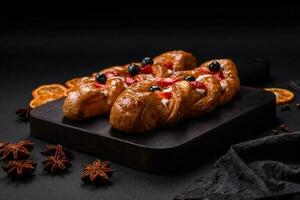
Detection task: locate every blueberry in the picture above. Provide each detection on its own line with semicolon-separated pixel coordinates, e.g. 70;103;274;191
184;76;196;81
128;64;140;75
95;73;107;84
141;57;154;66
208;61;221;72
149;85;161;92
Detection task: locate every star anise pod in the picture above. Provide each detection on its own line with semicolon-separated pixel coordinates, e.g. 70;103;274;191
280;124;294;132
81;159;113;185
272;124;295;135
0;140;34;160
42;144;72;173
15;107;31;122
2;160;37;179
271;129;280;135
41;144;73;159
42;156;72;173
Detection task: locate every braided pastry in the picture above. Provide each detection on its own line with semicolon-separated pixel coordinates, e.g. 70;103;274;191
109;59;240;132
195;59;240;104
152;50;197;77
63;50;197;120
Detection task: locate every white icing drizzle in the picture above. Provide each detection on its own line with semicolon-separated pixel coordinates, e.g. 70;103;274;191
145;74;154;80
175;54;182;61
196;89;206;94
161;99;170;106
82;85;91;93
124;83;129;88
220;63;225;71
68;91;79;100
220;80;227;91
196;74;212;81
102;89;108;96
163;87;172;93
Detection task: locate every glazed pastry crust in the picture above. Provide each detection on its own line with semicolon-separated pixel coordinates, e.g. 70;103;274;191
153;50;197;77
109;81;167;133
197;59;240;104
63;50;197;120
63;77;125;120
172;71;223;117
63;52;240;133
110;59;240;132
109;81;195;133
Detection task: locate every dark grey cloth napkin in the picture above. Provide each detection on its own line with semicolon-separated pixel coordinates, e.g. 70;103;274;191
175;132;300;200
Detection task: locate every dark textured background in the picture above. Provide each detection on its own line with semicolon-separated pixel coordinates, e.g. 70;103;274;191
1;6;300;199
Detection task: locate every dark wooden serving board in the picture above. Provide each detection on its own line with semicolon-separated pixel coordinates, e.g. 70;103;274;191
30;86;276;174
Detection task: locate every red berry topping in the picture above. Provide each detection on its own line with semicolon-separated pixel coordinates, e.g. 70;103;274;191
140;64;153;74
158;92;172;99
125;76;137;85
163;61;173;69
215;72;224;80
94;82;106;88
104;71;119;78
198;67;210;74
198;67;224;80
155;78;176;87
190;81;207;90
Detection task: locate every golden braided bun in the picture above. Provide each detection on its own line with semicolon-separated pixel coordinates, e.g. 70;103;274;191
109;80;195;133
110;59;240;132
63;50;197;120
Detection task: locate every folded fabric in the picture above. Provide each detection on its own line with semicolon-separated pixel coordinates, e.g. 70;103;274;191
175;132;300;200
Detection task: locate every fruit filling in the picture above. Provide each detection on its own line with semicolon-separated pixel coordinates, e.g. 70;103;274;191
198;65;224;80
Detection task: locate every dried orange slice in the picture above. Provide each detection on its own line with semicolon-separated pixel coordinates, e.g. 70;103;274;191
30;84;68;108
264;88;294;105
65;77;88;88
32;84;68;98
29;96;57;108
